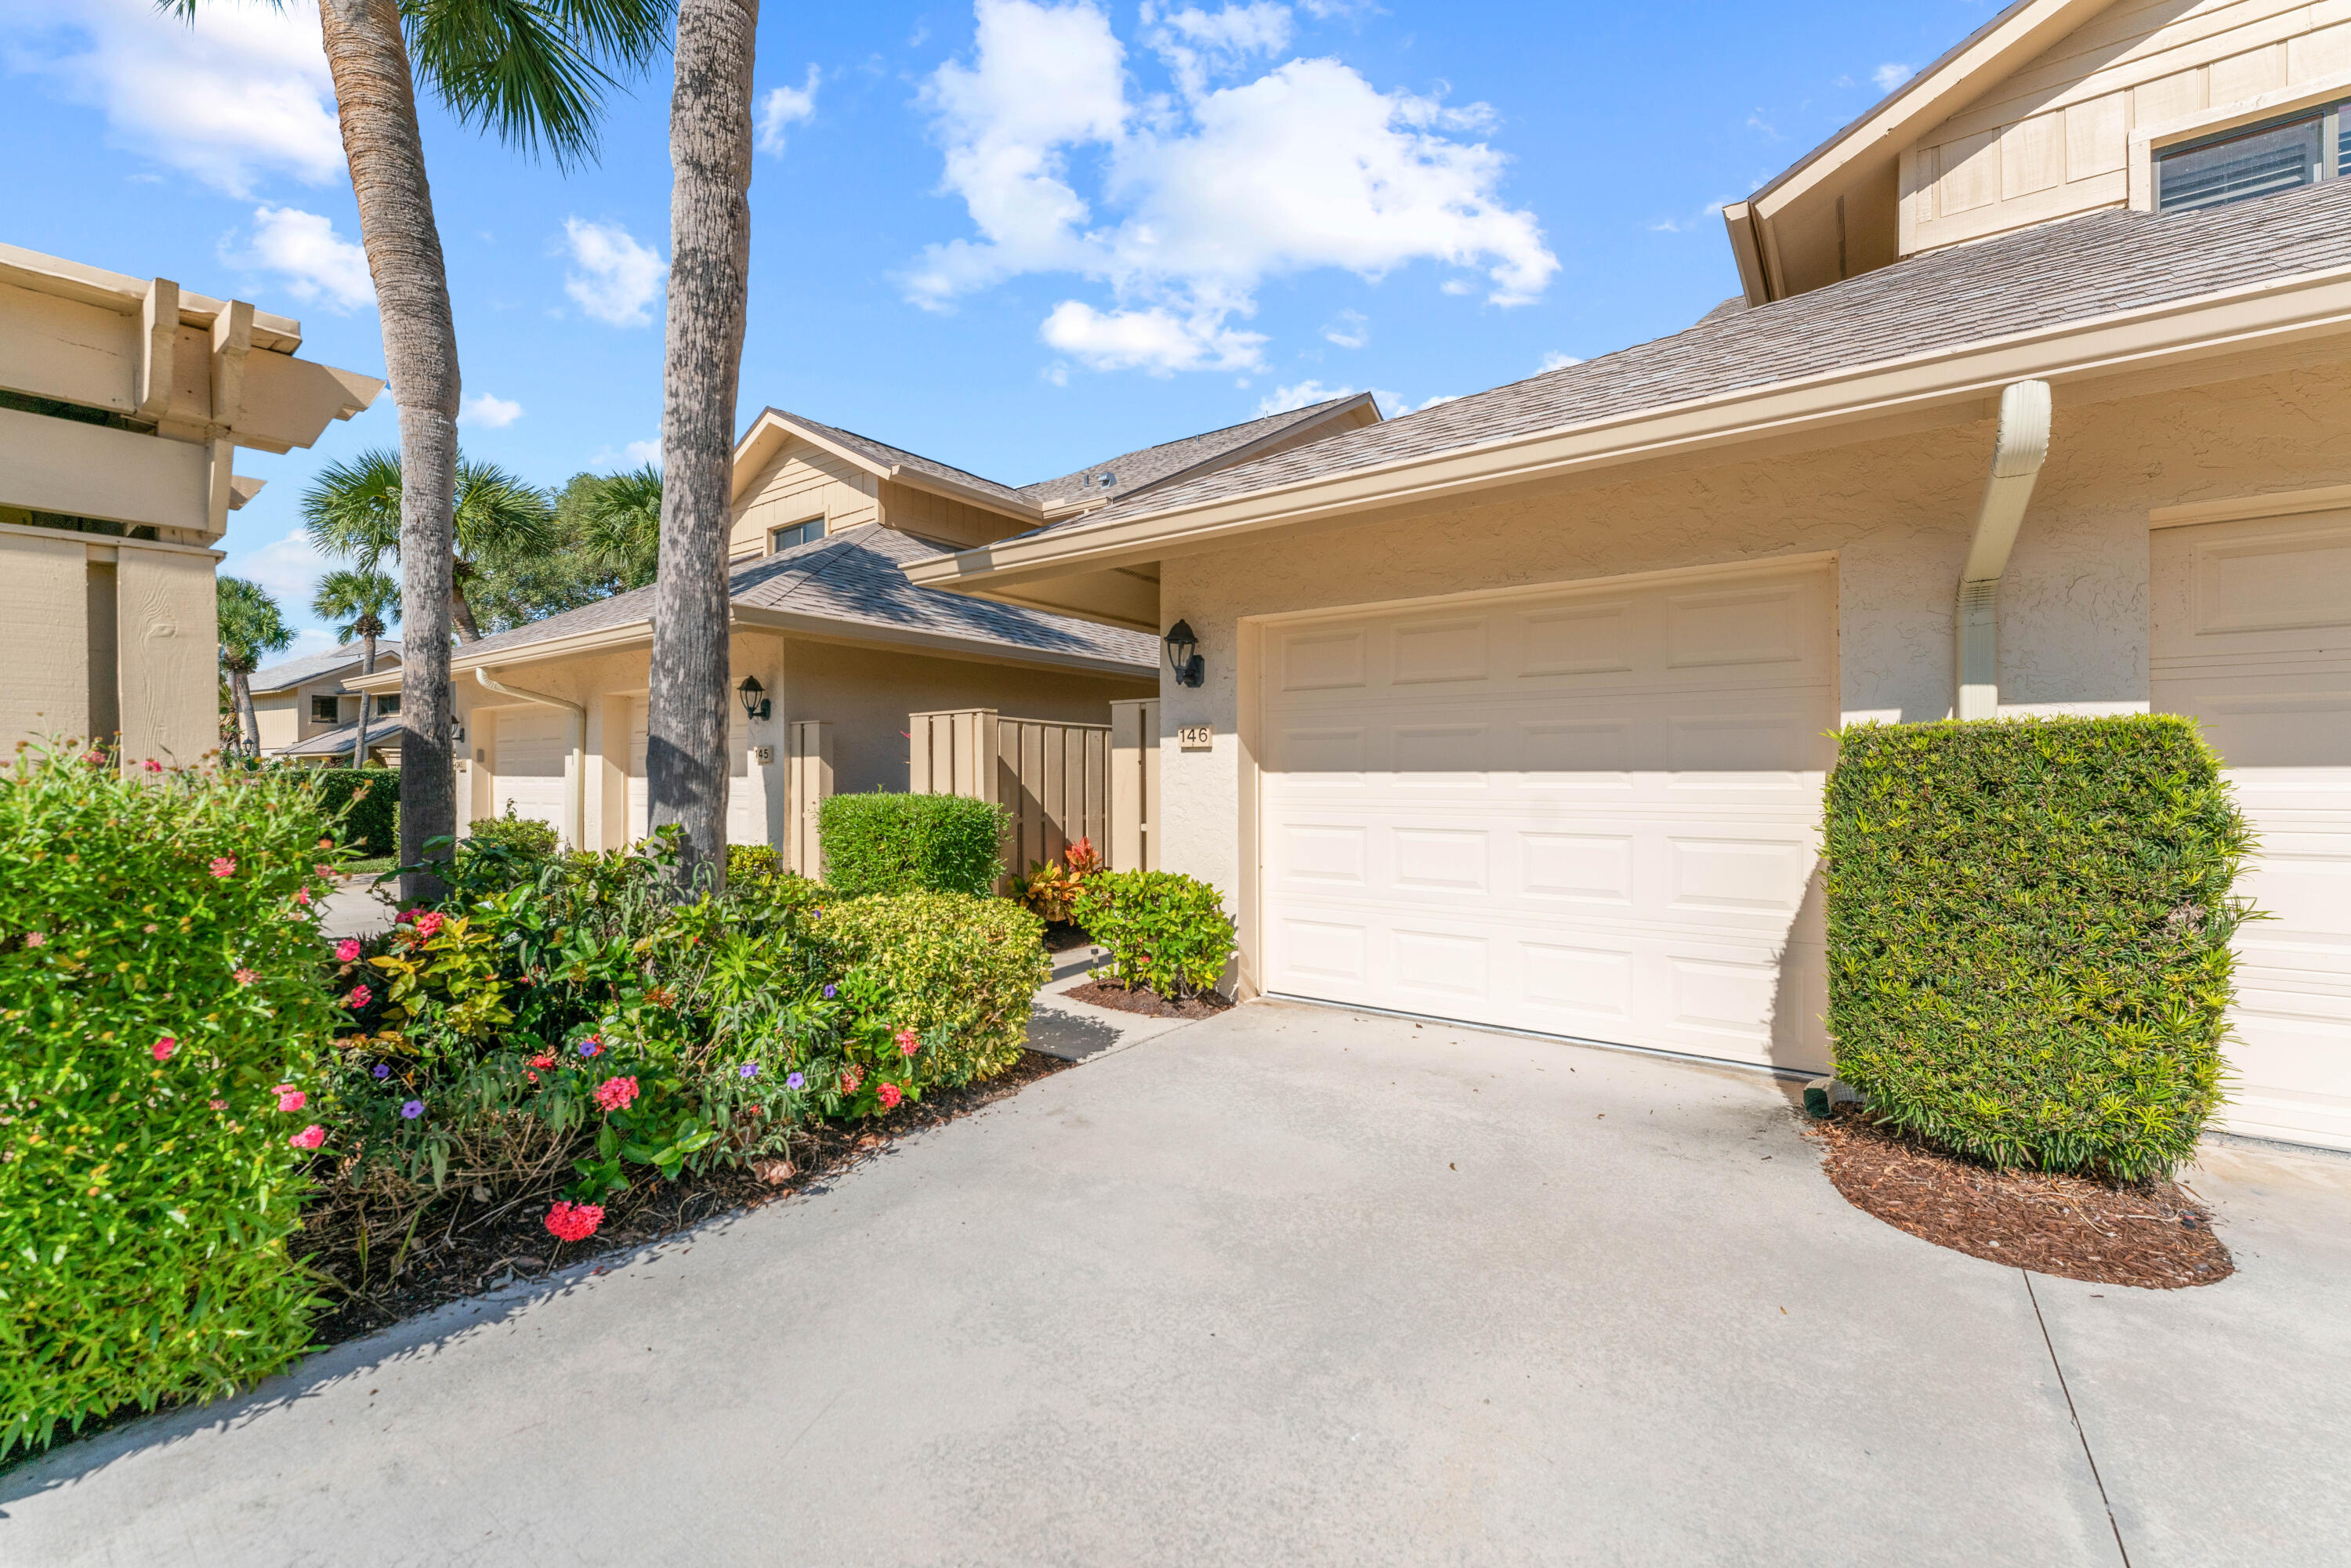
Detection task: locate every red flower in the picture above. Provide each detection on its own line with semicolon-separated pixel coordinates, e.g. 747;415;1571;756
288;1124;326;1150
592;1075;640;1113
878;1081;904;1110
839;1063;863;1093
208;856;237;879
531;1053;555;1069
348;983;373;1009
545;1200;603;1242
150;1035;177;1062
414;911;446;940
233;968;259;987
277;1088;307;1113
335;939;362;963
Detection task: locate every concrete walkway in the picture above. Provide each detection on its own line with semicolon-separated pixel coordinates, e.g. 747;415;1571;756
5;1004;2346;1566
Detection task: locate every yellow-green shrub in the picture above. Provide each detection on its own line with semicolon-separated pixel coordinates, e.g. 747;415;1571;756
1822;716;2251;1179
0;748;342;1456
817;893;1048;1081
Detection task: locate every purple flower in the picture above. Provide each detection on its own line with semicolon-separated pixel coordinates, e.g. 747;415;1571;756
821;984;836;999
400;1099;424;1120
371;1063;390;1079
578;1037;602;1058
786;1072;805;1091
739;1062;759;1079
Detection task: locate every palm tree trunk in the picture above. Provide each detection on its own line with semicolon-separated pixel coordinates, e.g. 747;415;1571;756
350;632;375;769
645;0;758;896
233;668;259;758
317;0;458;901
450;567;482;643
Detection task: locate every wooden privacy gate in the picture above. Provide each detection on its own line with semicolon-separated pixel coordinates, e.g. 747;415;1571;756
910;708;1139;884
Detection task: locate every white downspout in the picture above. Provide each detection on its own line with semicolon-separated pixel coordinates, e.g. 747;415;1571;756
1955;380;2053;721
474;666;587;851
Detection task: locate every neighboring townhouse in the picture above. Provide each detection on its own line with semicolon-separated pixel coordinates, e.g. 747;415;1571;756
248;639;405;766
907;0;2351;1152
346;394;1378;863
0;243;382;765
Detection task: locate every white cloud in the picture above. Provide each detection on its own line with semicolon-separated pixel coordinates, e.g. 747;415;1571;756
7;0;342;197
224;206;375;311
1414;393;1458;410
589;436;664;469
561;217;666;326
1257;378;1353;415
1872;63;1914;92
1299;0;1378;15
1322;308;1367;348
757;64;822;154
908;0;1556;376
1538;350;1581;372
458;393;524;429
221;528;332;621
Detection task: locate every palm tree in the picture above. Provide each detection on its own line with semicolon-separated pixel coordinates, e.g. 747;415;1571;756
166;0;674;900
302;450;556;642
581;465;664;589
313;567;401;768
217;576;293;759
647;0;758;893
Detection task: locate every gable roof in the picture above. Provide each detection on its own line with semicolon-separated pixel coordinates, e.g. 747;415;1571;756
455;523;1154;672
740;408;1041;516
927;176;2351;591
1020;393;1380;512
251;639;404;694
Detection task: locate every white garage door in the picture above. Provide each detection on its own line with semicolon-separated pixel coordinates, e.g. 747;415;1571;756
1260;562;1835;1070
624;695;768;849
2154;512;2351;1151
626;697;650;843
493;706;569;842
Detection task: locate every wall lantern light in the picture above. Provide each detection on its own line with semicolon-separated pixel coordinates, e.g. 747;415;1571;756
1165;620;1204;688
737;675;771;722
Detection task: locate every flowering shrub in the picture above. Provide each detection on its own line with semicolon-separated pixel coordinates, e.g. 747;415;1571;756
0;746;341;1456
1074;871;1235;1000
815;892;1049;1088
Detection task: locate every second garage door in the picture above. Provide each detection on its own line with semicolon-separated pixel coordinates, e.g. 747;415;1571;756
493;706;570;840
1259;562;1835;1070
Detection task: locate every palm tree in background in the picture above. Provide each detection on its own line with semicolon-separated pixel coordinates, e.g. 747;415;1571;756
218;576;293;759
302;450;557;642
647;0;758;893
313;567;401;768
581;464;664;589
165;0;675;900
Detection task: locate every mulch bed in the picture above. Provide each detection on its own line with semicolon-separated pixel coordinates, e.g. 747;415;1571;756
299;1049;1074;1348
1063;979;1233;1019
1040;920;1096;954
1806;1105;2233;1289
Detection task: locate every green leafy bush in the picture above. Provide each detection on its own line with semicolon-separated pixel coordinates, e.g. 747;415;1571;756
0;748;342;1456
466;804;559;860
1822;715;2252;1179
816;893;1049;1087
306;766;397;857
817;791;1005;899
726;843;782;885
1074;871;1235;1000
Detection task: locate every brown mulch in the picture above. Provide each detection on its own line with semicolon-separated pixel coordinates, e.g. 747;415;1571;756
299;1049;1074;1347
1063;979;1233;1019
1806;1105;2233;1290
1041;920;1096;954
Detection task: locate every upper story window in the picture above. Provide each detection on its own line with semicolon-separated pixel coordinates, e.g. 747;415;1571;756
375;694;400;717
2157;100;2349;213
770;516;824;552
310;695;342;724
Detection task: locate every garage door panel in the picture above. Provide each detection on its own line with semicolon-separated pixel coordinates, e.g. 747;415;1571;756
1665;583;1815;670
1277;628;1369;691
492;708;568;838
1392;617;1490;684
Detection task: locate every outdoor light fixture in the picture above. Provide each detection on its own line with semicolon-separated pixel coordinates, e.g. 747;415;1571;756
736;675;771;722
1165;620;1204;687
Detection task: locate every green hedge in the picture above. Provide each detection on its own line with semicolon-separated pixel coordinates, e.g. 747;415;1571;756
1822;715;2251;1179
0;751;342;1456
816;892;1049;1081
817;791;1005;899
1073;870;1235;1000
465;805;559;860
306;766;397;857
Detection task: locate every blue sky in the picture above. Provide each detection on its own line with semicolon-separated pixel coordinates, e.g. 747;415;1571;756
1;0;1993;656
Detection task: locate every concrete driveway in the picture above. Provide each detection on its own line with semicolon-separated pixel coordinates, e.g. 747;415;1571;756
6;1002;2346;1566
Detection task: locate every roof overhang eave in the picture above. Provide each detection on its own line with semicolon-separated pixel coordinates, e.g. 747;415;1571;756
907;263;2351;599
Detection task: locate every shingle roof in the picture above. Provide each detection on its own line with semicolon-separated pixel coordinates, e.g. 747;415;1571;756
251;639;403;693
457;523;1155;668
273;719;395;758
1018;394;1371;511
1031;180;2351;535
761;410;1038;512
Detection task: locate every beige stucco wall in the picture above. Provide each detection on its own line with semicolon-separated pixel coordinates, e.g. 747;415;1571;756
1149;357;2351;965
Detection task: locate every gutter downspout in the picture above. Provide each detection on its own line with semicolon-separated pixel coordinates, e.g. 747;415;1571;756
474;667;587;851
1955;380;2053;721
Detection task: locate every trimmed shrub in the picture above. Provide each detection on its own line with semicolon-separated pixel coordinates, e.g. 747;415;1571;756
817;791;1005;899
0;749;342;1456
466;805;559;860
726;843;783;886
1074;871;1235;1000
1822;715;2252;1179
306;766;397;857
816;893;1049;1083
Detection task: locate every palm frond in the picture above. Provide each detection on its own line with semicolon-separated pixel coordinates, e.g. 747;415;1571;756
403;0;676;169
313;567;404;640
217;575;294;673
302;449;407;570
454;457;557;563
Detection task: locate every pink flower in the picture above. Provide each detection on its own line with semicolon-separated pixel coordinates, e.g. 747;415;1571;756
22;932;44;948
545;1200;603;1243
592;1075;640;1113
347;984;372;1009
208;856;236;879
142;759;163;774
288;1124;325;1150
150;1036;177;1062
335;939;362;964
878;1081;904;1110
316;864;335;879
396;908;416;925
413;911;446;940
209;1099;227;1111
233;968;259;986
277;1088;306;1114
292;888;312;906
895;1027;920;1058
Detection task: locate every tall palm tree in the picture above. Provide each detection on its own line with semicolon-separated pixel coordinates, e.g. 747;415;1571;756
217;576;293;759
647;0;757;893
302;450;557;642
581;464;664;589
313;567;401;768
166;0;674;900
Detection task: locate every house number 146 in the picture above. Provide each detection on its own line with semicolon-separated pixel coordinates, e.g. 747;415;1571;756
1176;725;1213;750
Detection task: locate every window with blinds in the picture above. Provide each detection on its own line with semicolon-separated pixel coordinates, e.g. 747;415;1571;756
769;516;824;552
2157;102;2346;213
